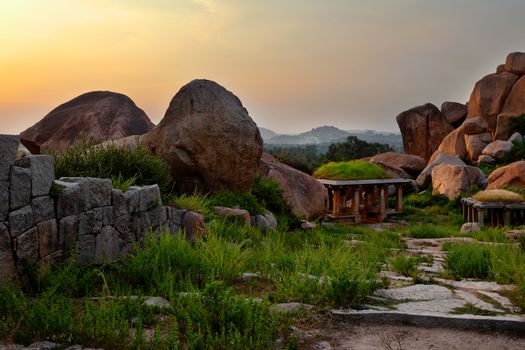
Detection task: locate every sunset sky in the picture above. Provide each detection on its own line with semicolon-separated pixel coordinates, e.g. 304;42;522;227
1;0;525;135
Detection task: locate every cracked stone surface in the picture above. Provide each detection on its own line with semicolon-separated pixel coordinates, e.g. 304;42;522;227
374;284;453;301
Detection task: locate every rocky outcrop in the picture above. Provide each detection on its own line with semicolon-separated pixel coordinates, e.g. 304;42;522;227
495;76;525;140
505;52;525;75
437;117;491;163
416;151;466;189
396;103;454;161
432;163;486;199
466;72;519;131
144;79;263;194
487;161;525;190
20;91;154;154
441;102;467;128
369;152;426;178
258;153;326;220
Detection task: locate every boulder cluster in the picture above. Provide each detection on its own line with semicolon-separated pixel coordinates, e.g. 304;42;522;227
17;79;326;222
394;52;525;198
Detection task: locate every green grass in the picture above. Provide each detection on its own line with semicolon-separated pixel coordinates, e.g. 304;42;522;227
389;255;419;278
52;141;174;195
452;303;501;316
443;242;525;285
0;219;406;348
166;193;210;215
313;160;389;180
402;223;460;239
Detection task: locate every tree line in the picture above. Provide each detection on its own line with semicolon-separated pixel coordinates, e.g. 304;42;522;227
266;136;393;174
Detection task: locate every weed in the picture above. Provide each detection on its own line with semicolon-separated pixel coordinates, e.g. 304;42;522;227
451;303;501;316
166;193;210;215
389;255;420;278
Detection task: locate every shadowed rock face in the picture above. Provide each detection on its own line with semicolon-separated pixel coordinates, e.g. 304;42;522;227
466;72;519;131
20;91;154;154
258;152;326;220
396;103;454;162
144;79;263;194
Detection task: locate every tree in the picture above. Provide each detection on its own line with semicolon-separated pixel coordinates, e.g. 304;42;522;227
325;136;393;162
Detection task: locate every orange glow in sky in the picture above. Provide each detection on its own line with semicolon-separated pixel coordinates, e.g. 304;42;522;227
2;0;525;134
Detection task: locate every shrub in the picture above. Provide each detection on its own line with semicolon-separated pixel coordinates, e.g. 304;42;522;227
509;113;525;135
313;160;389;180
52;141;173;195
251;174;290;215
405;191;451;208
207;191;265;215
472;189;525;203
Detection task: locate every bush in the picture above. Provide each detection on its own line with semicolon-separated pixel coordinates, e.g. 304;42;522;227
509;113;525;135
207;191;265;215
313;160;389;180
52;141;173;195
405;191;451;208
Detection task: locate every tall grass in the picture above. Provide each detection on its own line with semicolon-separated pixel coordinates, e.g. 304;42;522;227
443;243;525;285
52;141;174;195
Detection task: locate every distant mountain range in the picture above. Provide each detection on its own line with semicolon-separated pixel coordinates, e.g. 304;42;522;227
260;125;403;151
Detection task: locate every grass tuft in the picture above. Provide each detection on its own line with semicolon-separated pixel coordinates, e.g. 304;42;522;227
472;189;525;203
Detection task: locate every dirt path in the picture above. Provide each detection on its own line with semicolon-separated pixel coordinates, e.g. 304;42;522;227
293;314;525;350
328;321;525;350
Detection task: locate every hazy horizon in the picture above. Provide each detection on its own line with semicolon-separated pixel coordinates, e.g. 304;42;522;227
2;1;525;135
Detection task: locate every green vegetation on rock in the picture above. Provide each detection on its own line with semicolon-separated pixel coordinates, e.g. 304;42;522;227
313;160;389;180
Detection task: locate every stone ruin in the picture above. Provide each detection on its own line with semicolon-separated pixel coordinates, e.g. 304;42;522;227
0;135;204;284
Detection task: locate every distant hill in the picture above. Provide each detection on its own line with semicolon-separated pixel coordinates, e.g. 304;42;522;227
259;127;279;141
260;125;403;152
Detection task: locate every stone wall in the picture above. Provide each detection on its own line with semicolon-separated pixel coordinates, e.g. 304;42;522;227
0;135;204;284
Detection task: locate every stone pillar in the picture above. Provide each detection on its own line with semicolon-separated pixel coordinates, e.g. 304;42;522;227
395;185;403;213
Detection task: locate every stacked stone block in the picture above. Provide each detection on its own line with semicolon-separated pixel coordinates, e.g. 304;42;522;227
0;135;205;284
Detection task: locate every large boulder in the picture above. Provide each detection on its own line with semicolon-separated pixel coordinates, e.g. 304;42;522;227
369;152;426;178
465;132;492;163
437;117;491;162
487;161;525;190
396;103;454;162
416;151;465;189
481;140;513;161
466;72;519;131
505;52;525;75
432;163;486;199
437;127;468;160
20;91;154;154
258;153;326;220
495;75;525;140
144;80;263;194
441;102;467;128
